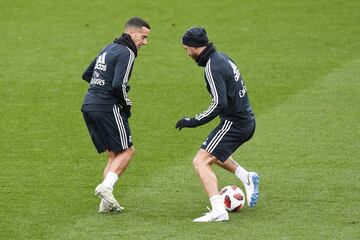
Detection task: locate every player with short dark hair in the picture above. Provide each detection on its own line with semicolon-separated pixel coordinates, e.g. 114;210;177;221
81;17;150;213
125;16;151;30
176;27;259;222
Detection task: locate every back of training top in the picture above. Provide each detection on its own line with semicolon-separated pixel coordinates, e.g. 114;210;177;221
81;43;135;112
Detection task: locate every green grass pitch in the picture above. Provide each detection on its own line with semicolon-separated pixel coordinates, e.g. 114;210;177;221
0;0;359;239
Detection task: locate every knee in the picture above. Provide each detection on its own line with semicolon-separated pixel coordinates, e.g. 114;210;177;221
111;147;135;159
192;157;200;170
192;156;208;170
107;151;116;161
126;146;135;157
192;151;216;170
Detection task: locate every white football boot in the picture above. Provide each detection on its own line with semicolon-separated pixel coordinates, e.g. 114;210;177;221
95;184;122;210
98;199;123;213
244;172;260;208
193;208;229;222
98;199;110;213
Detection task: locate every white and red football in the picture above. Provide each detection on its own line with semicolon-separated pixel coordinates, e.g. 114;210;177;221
220;185;246;212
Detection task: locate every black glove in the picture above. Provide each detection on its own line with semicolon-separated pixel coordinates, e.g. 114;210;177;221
175;117;197;130
123;105;131;118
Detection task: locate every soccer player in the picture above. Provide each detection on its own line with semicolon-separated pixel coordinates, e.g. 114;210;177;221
176;27;259;222
81;17;150;213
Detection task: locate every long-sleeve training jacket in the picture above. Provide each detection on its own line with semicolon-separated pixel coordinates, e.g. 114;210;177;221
193;46;255;126
81;42;135;112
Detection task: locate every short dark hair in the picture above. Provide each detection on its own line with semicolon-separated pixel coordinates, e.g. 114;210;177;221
125;17;150;30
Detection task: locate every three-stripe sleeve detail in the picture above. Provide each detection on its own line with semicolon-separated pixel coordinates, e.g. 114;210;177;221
196;59;219;121
122;48;135;106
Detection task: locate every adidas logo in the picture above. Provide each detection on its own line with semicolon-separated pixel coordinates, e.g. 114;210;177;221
95;52;107;71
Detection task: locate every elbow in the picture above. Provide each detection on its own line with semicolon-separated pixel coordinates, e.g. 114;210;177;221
217;102;227;112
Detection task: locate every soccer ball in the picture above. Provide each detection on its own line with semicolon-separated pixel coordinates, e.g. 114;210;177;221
220;185;245;212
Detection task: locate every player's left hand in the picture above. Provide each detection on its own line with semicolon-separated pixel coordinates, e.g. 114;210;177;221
175;117;197;130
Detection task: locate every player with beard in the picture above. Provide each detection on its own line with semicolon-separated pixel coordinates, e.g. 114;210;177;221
176;27;259;222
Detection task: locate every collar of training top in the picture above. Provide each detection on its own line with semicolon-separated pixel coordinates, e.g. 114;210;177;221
114;33;138;57
196;43;216;67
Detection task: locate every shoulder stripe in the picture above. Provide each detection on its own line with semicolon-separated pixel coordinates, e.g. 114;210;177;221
122;48;135;105
123;48;135;83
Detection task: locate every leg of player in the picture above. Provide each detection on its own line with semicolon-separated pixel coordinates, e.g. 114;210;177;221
107;146;135;176
216;156;260;208
98;152;115;213
103;151;115;179
192;149;229;222
96;147;135;212
98;151;120;213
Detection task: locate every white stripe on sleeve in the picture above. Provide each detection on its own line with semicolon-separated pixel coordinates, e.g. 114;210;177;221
122;48;135;105
195;59;219;121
